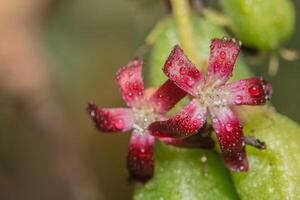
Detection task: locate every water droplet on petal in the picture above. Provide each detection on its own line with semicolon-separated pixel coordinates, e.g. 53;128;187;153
219;51;226;59
186;78;195;87
175;115;181;121
165;60;172;68
90;111;95;117
179;67;187;75
234;95;243;105
225;123;233;132
212;118;218;123
249;85;262;97
178;59;184;65
115;119;124;129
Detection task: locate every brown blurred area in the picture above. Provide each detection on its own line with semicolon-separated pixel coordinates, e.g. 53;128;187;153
0;0;299;200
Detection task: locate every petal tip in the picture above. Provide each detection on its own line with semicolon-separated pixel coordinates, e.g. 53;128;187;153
163;45;201;95
261;78;273;101
127;134;154;183
87;102;97;119
86;104;133;132
208;37;241;83
115;59;145;106
228;158;249;172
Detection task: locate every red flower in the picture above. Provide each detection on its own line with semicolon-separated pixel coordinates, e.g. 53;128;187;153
149;38;272;172
87;59;213;183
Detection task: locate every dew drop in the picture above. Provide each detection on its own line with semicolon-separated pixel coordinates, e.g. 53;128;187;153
232;54;237;60
225;123;233;132
219;51;226;59
212;118;218;123
179;67;187;75
242;141;246;147
175;115;181;121
115;119;124;129
165;60;172;68
90;111;95;117
234;95;243;105
248;85;262;97
171;74;178;81
178;59;184;65
201;156;207;163
186;78;195;87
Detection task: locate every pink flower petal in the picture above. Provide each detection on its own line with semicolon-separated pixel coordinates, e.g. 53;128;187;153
149;80;187;113
209;106;248;172
207;38;241;84
225;77;273;105
149;99;206;138
127;133;154;183
87;103;133;132
163;45;202;96
116;59;145;107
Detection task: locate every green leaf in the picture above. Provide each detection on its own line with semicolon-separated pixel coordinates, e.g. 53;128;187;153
133;141;239;200
233;112;300;199
220;0;295;50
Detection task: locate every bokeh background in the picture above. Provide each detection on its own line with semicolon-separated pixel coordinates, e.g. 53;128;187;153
0;0;299;199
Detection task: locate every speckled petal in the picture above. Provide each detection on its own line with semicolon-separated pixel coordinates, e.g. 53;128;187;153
149;80;187;113
207;38;241;84
163;45;202;96
225;77;272;106
209;106;248;172
127;133;154;183
149;99;206;138
116;59;145;107
87;103;133;132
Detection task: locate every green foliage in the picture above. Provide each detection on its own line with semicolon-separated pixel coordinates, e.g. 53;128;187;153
234;112;300;200
133;141;239;200
220;0;295;50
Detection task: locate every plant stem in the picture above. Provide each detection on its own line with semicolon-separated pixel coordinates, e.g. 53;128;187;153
170;0;204;69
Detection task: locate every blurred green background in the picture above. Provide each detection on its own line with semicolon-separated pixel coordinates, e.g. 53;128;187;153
0;0;298;199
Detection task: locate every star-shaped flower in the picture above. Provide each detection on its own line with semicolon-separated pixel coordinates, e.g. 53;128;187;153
149;38;272;172
87;59;213;183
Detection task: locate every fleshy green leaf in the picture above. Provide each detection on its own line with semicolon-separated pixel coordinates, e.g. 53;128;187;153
133;141;239;200
233;112;300;199
220;0;295;50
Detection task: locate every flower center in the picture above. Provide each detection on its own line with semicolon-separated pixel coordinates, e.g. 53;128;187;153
132;105;160;135
196;81;229;108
